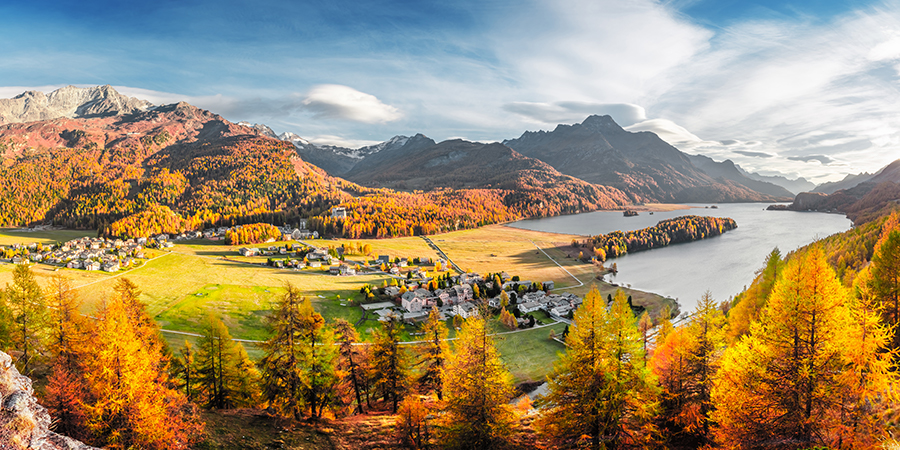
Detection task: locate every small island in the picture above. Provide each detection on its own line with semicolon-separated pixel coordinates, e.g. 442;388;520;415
588;215;738;260
623;209;639;217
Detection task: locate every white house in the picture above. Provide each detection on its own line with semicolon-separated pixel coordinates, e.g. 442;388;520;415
453;302;479;319
402;296;426;313
518;300;542;314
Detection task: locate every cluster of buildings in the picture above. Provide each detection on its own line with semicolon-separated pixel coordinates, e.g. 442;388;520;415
512;290;582;318
168;222;318;243
366;271;582;324
3;236;148;272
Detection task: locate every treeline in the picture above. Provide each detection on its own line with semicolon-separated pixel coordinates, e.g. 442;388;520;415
224;223;282;245
585;215;737;260
309;189;520;238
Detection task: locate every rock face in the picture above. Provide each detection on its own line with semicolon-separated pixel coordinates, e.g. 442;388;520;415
0;85;153;124
0;351;99;450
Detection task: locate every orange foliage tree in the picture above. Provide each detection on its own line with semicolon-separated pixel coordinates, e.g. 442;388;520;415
711;247;896;448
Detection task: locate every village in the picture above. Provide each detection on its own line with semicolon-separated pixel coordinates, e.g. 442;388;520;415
0;236;149;272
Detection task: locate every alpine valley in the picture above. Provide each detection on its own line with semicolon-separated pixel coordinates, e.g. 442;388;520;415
0;85;811;240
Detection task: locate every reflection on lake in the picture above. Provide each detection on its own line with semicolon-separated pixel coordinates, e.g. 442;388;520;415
508;203;852;313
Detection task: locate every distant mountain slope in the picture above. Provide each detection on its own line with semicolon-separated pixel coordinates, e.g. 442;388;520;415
342;138;629;211
686;154;795;198
0;85;152;124
0;87;630;238
737;167;815;196
298;135;433;176
813;172;876;194
503;115;789;203
771;159;900;224
811;158;900;195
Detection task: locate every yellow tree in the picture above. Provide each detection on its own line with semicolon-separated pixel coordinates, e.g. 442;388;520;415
439;314;516;450
43;275;91;441
3;264;47;373
80;287;202;449
726;248;782;342
417;306;448;400
711;247;896;448
871;229;900;353
260;284;337;420
537;287;658;450
651;291;725;447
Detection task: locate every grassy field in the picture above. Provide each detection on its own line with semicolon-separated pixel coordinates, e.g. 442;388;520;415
0;225;675;384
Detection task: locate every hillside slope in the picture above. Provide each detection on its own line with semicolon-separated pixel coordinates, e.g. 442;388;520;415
503;115;789;203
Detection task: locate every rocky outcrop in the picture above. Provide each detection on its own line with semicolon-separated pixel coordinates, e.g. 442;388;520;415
792;192;830;210
0;351;98;450
0;85;153;124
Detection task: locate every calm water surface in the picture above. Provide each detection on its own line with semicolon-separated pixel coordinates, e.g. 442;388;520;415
508;203;851;313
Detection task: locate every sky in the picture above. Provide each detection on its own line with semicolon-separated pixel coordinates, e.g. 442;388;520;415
1;0;898;183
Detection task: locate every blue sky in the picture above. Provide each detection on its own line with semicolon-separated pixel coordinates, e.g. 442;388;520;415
1;0;898;182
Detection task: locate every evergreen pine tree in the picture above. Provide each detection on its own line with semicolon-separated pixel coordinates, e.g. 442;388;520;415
196;315;260;409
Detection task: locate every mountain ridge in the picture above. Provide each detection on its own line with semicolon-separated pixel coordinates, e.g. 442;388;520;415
0;85;153;125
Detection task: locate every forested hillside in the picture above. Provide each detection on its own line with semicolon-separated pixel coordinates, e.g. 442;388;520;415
0;101;627;239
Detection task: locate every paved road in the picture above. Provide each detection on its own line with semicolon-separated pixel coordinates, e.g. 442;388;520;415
420;236;464;273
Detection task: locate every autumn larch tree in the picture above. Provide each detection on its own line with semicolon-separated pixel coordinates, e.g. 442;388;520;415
651;290;725;447
370;312;408;413
79;284;202;449
726;247;782;342
416;306;448;399
871;229;900;354
439;314;516;450
172;341;198;402
537;287;658;450
43;275;91;441
3;263;48;374
196;315;260;409
711;246;896;448
396;395;431;449
260;283;337;420
333;318;369;415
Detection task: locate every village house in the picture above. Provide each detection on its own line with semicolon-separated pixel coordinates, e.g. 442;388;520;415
453;302;479;319
331;206;347;218
384;286;400;297
84;260;101;271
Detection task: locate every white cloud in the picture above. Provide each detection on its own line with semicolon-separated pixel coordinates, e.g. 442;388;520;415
301;84;402;124
642;3;900;181
305;135;381;149
504;102;647;127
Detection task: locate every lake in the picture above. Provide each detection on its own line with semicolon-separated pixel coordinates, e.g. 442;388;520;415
508;203;852;313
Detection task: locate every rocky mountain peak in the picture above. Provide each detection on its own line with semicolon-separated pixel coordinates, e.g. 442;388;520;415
580;114;625;133
0;85;153;124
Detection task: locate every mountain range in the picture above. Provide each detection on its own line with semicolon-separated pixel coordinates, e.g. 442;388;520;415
296;115;795;203
4;85;885;237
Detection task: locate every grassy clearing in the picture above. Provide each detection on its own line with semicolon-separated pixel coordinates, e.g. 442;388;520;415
494;323;567;384
0;226;670;384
